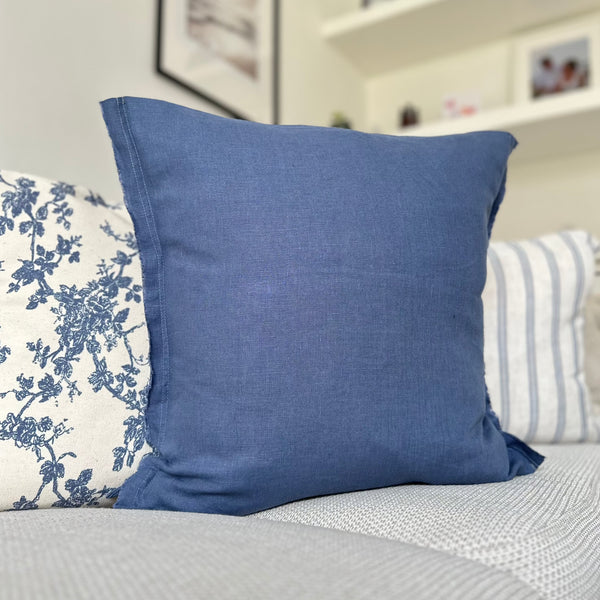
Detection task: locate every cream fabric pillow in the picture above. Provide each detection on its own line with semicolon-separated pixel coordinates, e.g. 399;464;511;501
584;290;600;418
484;231;600;443
0;170;150;509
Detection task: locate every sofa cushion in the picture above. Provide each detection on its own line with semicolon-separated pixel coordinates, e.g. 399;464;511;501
0;170;150;510
254;444;600;600
485;231;600;442
0;508;540;600
102;96;541;517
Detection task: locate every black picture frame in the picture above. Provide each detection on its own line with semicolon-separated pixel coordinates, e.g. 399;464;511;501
156;0;280;123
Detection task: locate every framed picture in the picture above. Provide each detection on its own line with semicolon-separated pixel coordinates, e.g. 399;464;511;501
513;17;600;104
157;0;279;123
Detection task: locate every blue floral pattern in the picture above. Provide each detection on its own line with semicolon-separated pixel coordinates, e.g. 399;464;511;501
0;170;150;510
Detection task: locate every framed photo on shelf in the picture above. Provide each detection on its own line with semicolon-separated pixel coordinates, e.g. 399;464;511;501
513;17;600;105
156;0;279;123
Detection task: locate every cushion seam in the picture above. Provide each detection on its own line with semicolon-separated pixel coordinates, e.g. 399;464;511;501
117;97;170;507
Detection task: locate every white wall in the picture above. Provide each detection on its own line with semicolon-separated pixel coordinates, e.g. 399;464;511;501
498;150;600;241
0;0;364;204
280;0;365;128
320;0;362;20
0;0;225;203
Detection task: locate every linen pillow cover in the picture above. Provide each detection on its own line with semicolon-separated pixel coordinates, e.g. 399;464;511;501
102;96;543;517
0;170;150;510
484;231;600;443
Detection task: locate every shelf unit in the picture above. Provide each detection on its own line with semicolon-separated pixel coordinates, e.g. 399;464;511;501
322;0;600;164
323;0;600;76
392;90;600;163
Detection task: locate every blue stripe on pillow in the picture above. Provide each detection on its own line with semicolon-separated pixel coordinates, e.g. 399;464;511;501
509;243;539;442
533;240;566;443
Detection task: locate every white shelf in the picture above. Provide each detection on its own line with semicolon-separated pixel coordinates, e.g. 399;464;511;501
323;0;600;76
390;90;600;163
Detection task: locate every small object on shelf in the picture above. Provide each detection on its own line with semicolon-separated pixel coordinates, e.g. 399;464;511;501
361;0;395;7
399;104;420;128
441;92;481;120
330;111;352;129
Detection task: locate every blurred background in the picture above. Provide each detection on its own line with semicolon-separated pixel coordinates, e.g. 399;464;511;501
1;0;599;240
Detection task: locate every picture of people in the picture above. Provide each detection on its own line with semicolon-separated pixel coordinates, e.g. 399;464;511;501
531;37;590;99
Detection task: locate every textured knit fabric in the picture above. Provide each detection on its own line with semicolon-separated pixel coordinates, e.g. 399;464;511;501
254;444;600;600
484;231;600;442
0;509;541;600
0;170;150;511
101;96;541;516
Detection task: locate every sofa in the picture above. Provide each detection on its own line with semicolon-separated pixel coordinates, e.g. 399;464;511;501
1;442;598;599
1;99;599;600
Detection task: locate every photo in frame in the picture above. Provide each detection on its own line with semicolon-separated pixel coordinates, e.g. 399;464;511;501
513;17;600;105
157;0;279;123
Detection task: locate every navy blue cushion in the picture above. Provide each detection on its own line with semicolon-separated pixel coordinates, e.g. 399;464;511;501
102;97;543;516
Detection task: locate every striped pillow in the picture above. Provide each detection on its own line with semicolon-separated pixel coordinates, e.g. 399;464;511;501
484;231;600;443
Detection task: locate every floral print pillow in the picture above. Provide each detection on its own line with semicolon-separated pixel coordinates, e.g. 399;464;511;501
0;170;150;510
